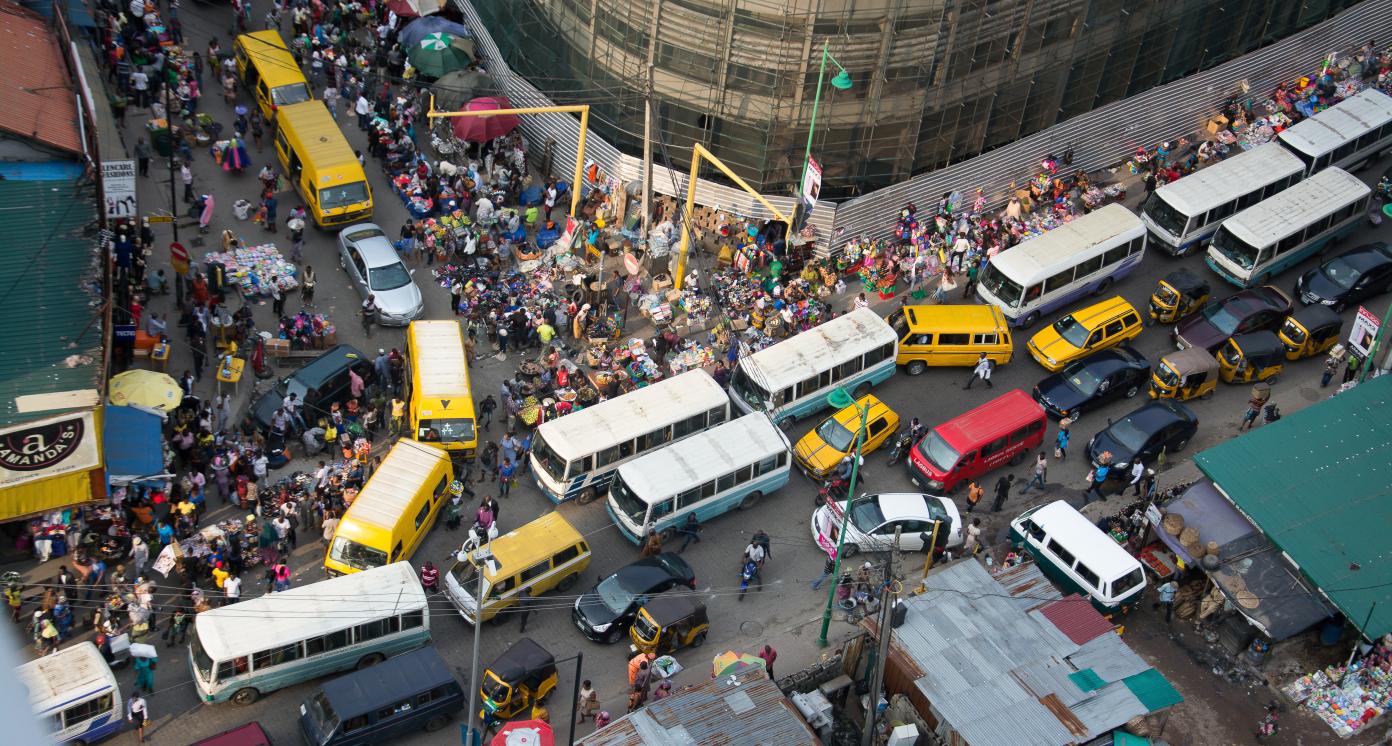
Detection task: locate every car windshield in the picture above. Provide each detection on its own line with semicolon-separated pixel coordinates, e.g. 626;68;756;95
888;309;909;338
980;263;1024;307
319;182;370;210
848;498;887;533
1156;361;1180;387
329;536;387;571
1052;314;1092;347
309;692;339;739
595;574;638;615
1142;193;1189;238
529;433;566;482
418;418;475;443
609;474;650;525
814;416;856;453
1065;363;1105;395
368;261;412;291
1319;257;1362;289
1202;300;1244;335
482;674;511;703
729;368;771;411
190;631;214;682
915;430;960;472
270;83;312;106
1210;226;1258;271
1106;416;1154;453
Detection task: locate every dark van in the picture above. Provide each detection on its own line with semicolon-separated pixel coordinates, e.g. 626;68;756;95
252;344;374;432
299;647;463;746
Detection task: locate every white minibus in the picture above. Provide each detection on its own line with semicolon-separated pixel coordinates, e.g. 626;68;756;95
17;642;123;744
1009;500;1146;615
1277;88;1392;175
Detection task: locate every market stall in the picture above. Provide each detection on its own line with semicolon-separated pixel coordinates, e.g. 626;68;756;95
1283;637;1392;738
204;241;299;299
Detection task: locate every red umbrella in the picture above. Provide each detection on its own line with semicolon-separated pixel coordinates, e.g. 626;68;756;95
491;720;554;746
385;0;420;18
451;96;521;143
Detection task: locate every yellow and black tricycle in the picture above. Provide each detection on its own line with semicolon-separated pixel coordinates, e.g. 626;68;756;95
1278;305;1344;360
1150;346;1219;401
1149;269;1211;325
1218;331;1286;384
630;593;710;656
480;637;558;723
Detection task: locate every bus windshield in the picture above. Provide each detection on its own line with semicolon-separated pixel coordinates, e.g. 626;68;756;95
980;263;1024;307
916;430;960;472
418;418;475;443
1210;226;1258;271
529;434;566;482
319;182;370;210
609;475;650;525
329;536;387;571
271;82;312;107
1142;193;1189;238
730;368;770;411
191;631;215;682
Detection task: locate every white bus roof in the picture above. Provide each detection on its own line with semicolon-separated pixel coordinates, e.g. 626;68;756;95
738;307;897;393
17;642;117;715
193;562;426;662
342;440;449;530
989;203;1144;284
1151;142;1304;217
1278;88;1392;158
1017;501;1141;580
409;320;471;398
616;413;789;500
1221;167;1370;248
535;369;728;462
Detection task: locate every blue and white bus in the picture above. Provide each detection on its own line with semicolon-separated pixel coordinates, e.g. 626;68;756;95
529;369;731;504
606;413;791;543
17;642;123;744
189;562;429;705
1141;142;1306;256
1278;88;1392;176
1205;167;1372;288
729;307;898;426
977;203;1146;328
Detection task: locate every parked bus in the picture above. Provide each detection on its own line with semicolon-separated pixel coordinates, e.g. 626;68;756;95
274;101;373;228
233;31;312;122
1277;88;1392;175
729;307;898;426
190;562;429;705
17;642;122;744
976;203;1146;328
324;439;453;577
529;369;730;504
606;413;792;543
1140;142;1306;256
1010;500;1147;615
1205;166;1372;288
405;320;477;458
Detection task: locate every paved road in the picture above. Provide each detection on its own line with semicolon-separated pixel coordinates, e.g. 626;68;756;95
65;5;1392;742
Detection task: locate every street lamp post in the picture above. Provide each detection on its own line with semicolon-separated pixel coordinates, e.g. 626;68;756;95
464;546;497;746
797;42;851;207
817;386;867;648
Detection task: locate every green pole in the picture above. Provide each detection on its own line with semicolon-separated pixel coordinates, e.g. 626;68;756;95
798;42;829;202
1357;300;1392;382
817;399;866;647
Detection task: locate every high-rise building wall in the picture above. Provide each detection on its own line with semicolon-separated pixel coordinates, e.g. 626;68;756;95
473;0;1363;199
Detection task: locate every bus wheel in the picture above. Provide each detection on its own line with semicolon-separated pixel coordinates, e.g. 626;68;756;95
356;653;386;670
423;714;450;733
906;360;927;376
231;687;260;706
556;573;578;592
1092;277;1114;296
739;491;763;510
575;487;598;505
852;382;871;399
1008;451;1026;467
1019;312;1039;329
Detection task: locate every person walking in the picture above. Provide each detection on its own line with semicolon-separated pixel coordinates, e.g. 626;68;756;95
757;644;777;679
360;294;378;337
515;588;532;632
478;394;497;432
990;474;1014;512
127;690;150;743
962;518;983;556
497;458;517;497
965;479;984;513
133;652;157;693
1019;452;1048;493
420;561;439;592
577;680;599;723
640;529;663;557
964;353;994;389
1239;394;1264;431
1128;460;1147;496
811;554;837;590
676;513;701;552
135;137;152;177
1154;579;1178;623
181;161;195;203
1055;417;1072;460
1084;463;1111;504
223;574;241;604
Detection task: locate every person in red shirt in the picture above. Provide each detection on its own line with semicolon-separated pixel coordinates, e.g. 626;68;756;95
757;644;777;679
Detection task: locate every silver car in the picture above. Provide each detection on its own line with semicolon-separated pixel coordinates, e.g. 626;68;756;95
337;223;424;326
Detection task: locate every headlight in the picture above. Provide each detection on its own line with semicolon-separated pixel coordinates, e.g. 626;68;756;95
590;622;612;633
1115;461;1130;470
926;480;944;490
1320;298;1338;306
1045;356;1057;366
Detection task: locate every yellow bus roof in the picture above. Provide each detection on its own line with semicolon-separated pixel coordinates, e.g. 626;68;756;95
278;100;362;172
899;304;1009;334
479;512;585;581
339;440;450;532
235;31;307;88
409;321;473;401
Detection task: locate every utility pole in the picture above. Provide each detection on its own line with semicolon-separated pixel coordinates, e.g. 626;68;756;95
640;64;654;243
862;526;900;746
465;547;496;746
165;81;185;308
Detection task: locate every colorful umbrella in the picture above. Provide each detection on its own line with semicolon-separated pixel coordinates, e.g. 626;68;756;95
399;15;473;48
711;650;765;678
451;96;521;143
108;370;183;411
491;720;553;746
407;32;472;78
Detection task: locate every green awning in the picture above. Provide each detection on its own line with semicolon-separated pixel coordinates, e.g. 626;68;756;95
1122;669;1183;712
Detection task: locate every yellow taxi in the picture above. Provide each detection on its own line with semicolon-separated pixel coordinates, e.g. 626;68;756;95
1027;295;1143;372
793;395;900;478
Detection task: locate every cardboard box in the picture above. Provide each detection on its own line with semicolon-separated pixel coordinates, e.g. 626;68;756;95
266;338;290;356
1206;115;1229;134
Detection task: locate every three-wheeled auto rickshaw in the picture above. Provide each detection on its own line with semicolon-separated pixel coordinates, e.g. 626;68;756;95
1150;346;1219;401
480;638;558;722
1219;331;1286;384
1278;305;1344;360
630;593;710;655
1149;269;1211;325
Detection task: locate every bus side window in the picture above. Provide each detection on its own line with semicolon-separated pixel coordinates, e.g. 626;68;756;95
674;413;705;438
735;464;753;483
1043;271;1071;294
61;693;113;730
676;486;702;509
1024;519;1045;542
1046;539;1075;567
553;544;580;566
652;498;674;518
1076;562;1101;590
414;502;430;529
391;541;403;562
754;455;779;476
700;479;717;499
717;471;736;492
707;406;726;426
434;475;449;503
972;333;997;345
939;333;969;346
1024;284;1043;303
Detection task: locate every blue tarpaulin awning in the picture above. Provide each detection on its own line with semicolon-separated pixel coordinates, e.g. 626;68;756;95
102;406;164;481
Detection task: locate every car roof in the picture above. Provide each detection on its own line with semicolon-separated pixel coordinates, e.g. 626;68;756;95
934;389;1044;449
1064;347;1144;375
1120;400;1191;429
320;647;456;717
292;344;369;387
1222;286;1288;312
1335;243;1392;269
615;553;692;585
870;493;930;522
341;223;401;266
1061;295;1135;328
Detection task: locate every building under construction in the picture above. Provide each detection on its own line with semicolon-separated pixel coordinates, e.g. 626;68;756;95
471;0;1364;199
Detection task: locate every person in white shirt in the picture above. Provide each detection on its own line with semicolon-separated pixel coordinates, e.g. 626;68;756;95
223;575;241;603
964;353;994;390
127;691;150;742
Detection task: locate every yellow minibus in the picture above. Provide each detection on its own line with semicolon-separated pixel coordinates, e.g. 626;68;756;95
233;31;312;122
405;320;477;458
274;101;373;227
324;440;452;576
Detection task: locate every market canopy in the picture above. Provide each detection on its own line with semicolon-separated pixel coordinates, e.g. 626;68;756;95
1194;376;1392;639
406;32;473;78
451;96;521;142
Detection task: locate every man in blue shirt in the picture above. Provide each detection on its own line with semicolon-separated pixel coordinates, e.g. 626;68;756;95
85;559;107;601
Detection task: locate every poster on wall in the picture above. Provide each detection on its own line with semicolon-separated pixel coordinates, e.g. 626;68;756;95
1348;305;1380;358
0;411;102;489
800;157;823;207
101;160;137;219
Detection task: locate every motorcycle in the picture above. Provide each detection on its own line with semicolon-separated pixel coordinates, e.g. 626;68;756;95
738;560;758;601
886;430;914;467
816;475;850;506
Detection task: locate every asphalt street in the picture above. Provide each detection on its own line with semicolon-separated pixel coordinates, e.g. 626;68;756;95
70;5;1392;742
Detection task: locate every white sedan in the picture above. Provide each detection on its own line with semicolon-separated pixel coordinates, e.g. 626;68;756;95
811;492;963;558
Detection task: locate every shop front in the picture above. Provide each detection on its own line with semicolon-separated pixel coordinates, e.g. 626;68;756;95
0;409;107;561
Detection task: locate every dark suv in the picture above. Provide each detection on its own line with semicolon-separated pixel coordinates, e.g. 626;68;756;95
251;345;374;432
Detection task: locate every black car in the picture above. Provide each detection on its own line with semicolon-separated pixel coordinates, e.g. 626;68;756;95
1173;286;1291;353
1295;242;1392;311
1032;347;1151;419
572;553;696;643
1086;399;1198;474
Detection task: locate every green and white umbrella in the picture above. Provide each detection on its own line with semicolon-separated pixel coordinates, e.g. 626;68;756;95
408;32;472;78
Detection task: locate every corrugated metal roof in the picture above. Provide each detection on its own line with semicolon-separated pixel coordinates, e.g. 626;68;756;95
994;561;1064;611
1194;375;1392;639
576;667;819;746
0;178;103;427
0;1;82;155
1036;595;1114;644
899;561;1178;746
1122;669;1185;712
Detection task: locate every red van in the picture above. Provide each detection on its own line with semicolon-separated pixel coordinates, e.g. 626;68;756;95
906;389;1047;494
